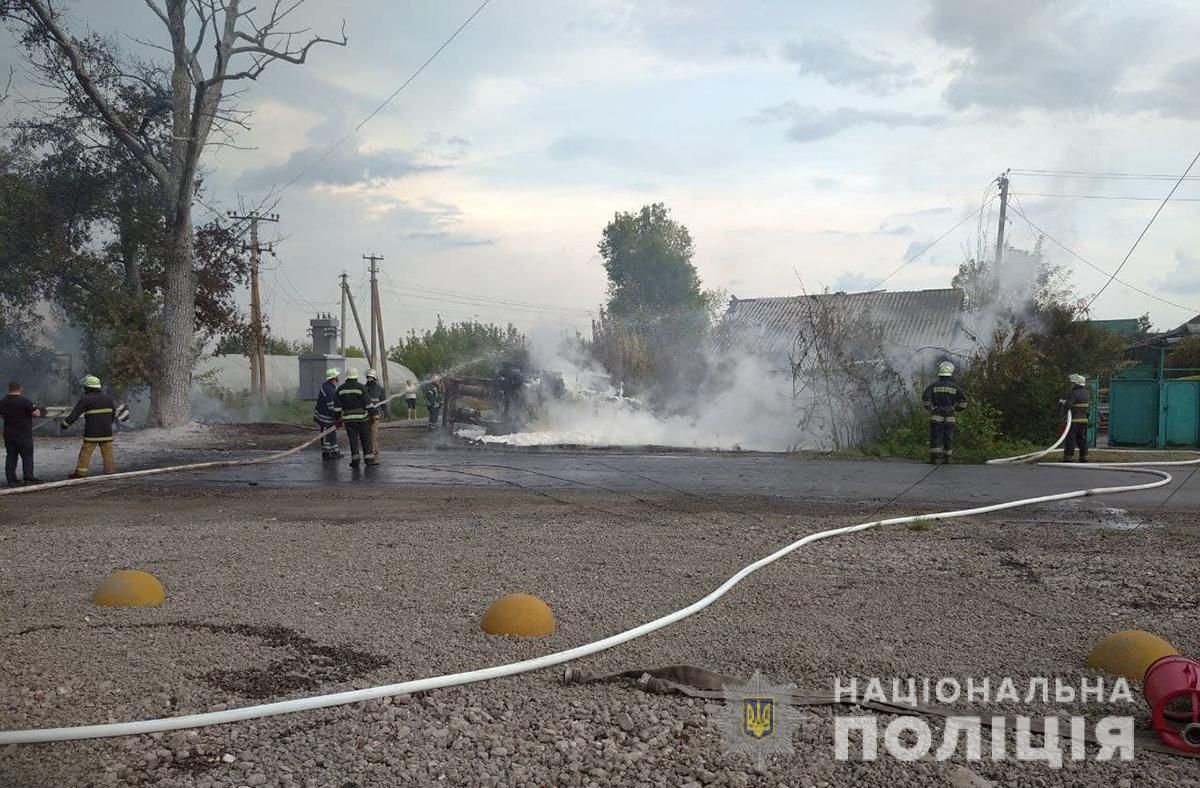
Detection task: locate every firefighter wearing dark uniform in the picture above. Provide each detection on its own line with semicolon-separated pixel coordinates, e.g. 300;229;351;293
364;368;386;460
1060;374;1090;463
314;368;342;460
335;368;377;467
61;375;116;477
922;362;967;465
425;374;444;429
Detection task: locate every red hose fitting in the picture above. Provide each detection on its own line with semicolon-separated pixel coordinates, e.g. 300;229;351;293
1143;655;1200;753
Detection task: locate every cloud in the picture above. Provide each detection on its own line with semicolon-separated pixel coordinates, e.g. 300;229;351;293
400;231;495;247
749;102;942;142
546;134;686;175
241;143;446;189
1121;57;1200;118
926;0;1154;112
877;224;914;236
832;272;879;292
904;239;935;259
1153;250;1200;294
781;35;916;95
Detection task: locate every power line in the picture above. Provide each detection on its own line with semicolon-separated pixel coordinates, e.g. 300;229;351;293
1010;168;1200;182
868;194;999;291
1014;192;1200;202
1084;148;1200;312
265;0;493;205
1007;195;1200;315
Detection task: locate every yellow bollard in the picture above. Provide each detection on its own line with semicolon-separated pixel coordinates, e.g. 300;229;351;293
93;570;165;608
1087;630;1178;681
481;593;555;637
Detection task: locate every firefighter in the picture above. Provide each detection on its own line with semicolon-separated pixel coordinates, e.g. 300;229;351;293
61;375;116;478
364;368;387;459
425;374;444;430
1060;373;1090;463
1;380;46;486
922;361;967;465
314;368;342;460
336;367;377;467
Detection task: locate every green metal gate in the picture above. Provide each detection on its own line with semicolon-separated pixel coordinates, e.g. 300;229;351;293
1108;370;1200;448
1109;378;1159;446
1162;381;1200;446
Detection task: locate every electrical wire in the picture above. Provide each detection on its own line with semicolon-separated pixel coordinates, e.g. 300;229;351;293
1006;194;1200;315
1010;168;1200;182
868;194;999;291
1084;149;1200;312
1013;192;1200;203
263;0;493;208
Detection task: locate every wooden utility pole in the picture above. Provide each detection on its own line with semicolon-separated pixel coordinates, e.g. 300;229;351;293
994;170;1010;287
228;210;279;401
363;253;389;390
339;272;348;356
340;276;371;359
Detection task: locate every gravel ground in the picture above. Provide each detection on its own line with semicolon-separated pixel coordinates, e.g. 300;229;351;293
1;465;1199;787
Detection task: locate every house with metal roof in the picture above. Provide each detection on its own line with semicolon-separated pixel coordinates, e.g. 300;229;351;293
712;288;973;376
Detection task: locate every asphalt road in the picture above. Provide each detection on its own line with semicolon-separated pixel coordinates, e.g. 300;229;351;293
171;447;1199;514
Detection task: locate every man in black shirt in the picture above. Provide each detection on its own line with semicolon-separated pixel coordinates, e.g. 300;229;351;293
0;381;46;486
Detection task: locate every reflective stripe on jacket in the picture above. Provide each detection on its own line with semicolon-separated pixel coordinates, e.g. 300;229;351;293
921;377;967;422
336;380;370;422
1064;385;1090;424
64;390;116;442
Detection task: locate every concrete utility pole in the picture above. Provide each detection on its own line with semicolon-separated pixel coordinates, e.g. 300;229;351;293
994;170;1010;289
340;276;372;360
339;272;348;356
228;210;279;402
363;253;389;390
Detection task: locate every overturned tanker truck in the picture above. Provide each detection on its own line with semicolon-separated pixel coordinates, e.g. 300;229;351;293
442;362;567;435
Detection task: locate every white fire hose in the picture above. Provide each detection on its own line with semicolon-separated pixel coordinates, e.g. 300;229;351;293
0;421;1194;744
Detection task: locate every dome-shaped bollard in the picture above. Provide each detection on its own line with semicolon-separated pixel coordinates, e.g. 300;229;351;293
93;569;165;608
481;593;555;637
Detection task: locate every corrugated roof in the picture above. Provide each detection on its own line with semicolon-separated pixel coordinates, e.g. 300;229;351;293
713;288;968;358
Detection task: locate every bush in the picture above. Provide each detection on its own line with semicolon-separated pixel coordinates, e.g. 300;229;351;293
863;387;1037;463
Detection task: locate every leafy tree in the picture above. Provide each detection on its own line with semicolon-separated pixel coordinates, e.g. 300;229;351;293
1167;336;1200;372
344;345;366;359
590;203;719;400
1;1;345;425
390;318;527;381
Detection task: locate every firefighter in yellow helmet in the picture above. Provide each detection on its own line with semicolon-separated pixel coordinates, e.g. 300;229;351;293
61;375;117;478
921;361;967;464
364;368;386;460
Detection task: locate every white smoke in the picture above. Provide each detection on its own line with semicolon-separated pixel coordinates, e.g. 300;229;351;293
465;333;807;452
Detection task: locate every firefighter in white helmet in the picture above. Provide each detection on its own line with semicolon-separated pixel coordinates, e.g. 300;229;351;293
364;368;386;460
314;368;342;459
1059;373;1090;463
921;361;967;464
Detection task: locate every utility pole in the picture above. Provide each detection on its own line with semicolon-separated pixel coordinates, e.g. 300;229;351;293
228;210;279;402
340;275;371;360
363;253;389;390
339;272;348;356
993;170;1010;293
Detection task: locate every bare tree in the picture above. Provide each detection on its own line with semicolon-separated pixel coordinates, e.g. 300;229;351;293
788;287;906;450
2;1;345;425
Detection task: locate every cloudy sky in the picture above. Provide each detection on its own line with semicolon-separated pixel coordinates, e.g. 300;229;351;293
6;0;1200;343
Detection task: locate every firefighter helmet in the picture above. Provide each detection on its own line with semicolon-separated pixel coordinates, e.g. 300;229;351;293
346;367;360;379
366;368;377;379
1069;373;1086;386
82;375;101;389
937;362;954;377
324;368;339;380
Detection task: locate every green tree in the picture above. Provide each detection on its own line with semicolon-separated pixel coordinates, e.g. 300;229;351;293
1167;336;1200;372
590;203;719;399
389;318;527;380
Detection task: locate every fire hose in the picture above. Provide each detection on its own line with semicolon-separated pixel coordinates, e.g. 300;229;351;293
0;423;1196;744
